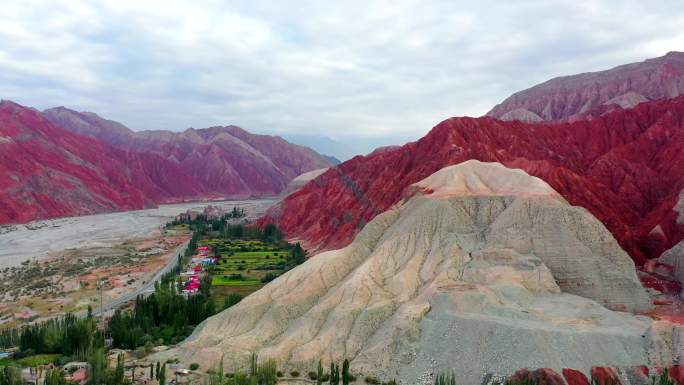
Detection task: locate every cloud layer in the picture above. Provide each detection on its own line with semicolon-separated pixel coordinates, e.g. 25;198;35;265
1;0;683;159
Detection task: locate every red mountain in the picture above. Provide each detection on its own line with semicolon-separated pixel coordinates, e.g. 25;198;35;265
0;100;195;223
262;96;684;264
487;51;684;122
0;101;331;224
43;107;332;197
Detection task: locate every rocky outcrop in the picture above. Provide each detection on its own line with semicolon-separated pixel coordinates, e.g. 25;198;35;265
165;162;662;384
487;52;684;122
280;168;329;198
263;96;684;264
660;241;684;288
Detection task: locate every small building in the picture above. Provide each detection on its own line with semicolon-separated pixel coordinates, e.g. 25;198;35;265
66;368;87;384
63;362;88;375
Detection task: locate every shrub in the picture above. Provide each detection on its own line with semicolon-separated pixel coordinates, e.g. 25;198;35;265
349;374;357;382
652;368;675;385
309;371;318;380
435;372;457;385
261;272;278;284
223;293;244;309
365;376;380;385
290;370;300;378
190;363;200;371
276;371;283;378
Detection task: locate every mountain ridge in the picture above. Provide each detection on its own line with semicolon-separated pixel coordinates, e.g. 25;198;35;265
487;51;684;122
0;101;332;224
262;95;684;264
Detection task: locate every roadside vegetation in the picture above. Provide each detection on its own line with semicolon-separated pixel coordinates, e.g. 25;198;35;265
204;356;372;385
0;310;103;360
0;310;127;385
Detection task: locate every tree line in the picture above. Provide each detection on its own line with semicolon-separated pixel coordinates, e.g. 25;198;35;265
0;311;103;360
107;274;215;349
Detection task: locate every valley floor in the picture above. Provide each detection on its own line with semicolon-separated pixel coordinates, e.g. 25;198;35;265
0;199;275;329
0;199;275;268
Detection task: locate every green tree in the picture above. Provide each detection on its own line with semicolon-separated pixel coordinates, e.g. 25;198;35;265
256;359;277;385
224;293;244;309
316;360;324;385
159;364;166;385
0;366;22;385
87;348;108;385
205;355;225;385
289;243;306;266
330;363;339;385
342;359;350;385
435;372;457;385
250;353;258;377
114;354;125;384
45;369;68;385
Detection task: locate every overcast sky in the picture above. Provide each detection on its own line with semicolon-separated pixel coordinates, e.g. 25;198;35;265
1;0;683;159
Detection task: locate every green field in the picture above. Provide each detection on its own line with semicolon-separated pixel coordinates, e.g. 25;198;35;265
212;276;262;286
198;239;288;290
0;354;61;367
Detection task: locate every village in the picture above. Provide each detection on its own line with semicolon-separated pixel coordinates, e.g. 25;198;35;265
179;245;215;295
0;240;219;385
0;205;304;385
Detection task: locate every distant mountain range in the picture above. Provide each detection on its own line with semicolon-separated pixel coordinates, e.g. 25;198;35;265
0;101;332;224
264;52;684;265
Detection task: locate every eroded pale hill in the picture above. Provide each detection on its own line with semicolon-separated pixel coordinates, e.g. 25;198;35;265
280;168;329;198
164;161;674;384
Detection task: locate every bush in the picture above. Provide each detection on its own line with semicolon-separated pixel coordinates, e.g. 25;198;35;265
349;374;357;382
290;370;300;378
309;371;318;380
261;272;278;284
365;376;381;385
321;373;331;382
435;372;458;385
135;346;149;358
276;371;283;378
223;293;244;309
190;363;200;371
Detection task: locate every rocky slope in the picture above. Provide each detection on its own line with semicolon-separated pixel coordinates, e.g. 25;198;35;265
43;107;332;198
167;162;671;384
0;101;332;224
487;51;684;122
263;96;684;264
0;100;198;223
280;168;329;198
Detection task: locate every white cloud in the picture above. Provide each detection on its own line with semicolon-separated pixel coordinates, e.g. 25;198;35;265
0;0;682;159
